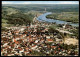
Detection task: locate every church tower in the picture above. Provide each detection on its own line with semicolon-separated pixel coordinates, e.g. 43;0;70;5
44;8;46;12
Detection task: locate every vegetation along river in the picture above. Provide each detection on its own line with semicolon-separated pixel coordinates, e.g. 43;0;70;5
37;12;79;27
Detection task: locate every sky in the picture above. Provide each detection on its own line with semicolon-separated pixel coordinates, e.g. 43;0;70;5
2;1;79;4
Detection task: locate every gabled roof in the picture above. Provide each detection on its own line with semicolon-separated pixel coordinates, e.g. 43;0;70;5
14;35;20;38
51;46;56;48
47;39;53;42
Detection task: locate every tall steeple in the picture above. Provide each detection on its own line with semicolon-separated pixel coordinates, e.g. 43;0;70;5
44;8;46;12
45;8;46;12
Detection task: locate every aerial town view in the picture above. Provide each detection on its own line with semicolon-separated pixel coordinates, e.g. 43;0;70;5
1;1;79;56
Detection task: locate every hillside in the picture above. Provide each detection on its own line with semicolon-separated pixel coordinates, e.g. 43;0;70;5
2;4;79;27
2;6;43;27
2;7;34;27
2;6;20;15
46;12;79;23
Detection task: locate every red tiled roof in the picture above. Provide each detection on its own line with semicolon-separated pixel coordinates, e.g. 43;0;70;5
7;46;10;48
18;47;23;50
14;35;20;38
23;34;26;36
15;31;19;33
58;48;60;50
41;39;44;40
20;35;23;38
27;54;32;55
33;37;36;39
30;41;34;43
1;49;3;52
10;44;14;48
15;41;19;44
51;46;56;48
29;35;31;37
47;39;53;41
25;32;28;34
29;49;32;52
26;48;29;50
4;55;7;56
54;51;57;53
14;39;16;42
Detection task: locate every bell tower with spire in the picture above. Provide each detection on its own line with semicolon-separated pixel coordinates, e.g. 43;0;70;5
44;8;46;13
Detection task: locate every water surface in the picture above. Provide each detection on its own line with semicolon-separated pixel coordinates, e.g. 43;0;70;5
37;12;79;27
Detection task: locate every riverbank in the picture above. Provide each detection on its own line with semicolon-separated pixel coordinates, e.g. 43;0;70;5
46;12;79;23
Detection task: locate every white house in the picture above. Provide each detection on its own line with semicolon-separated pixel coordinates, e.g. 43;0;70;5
3;43;8;47
46;36;50;39
35;40;39;43
31;45;38;50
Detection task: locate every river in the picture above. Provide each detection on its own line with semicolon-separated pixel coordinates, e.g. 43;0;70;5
37;12;79;27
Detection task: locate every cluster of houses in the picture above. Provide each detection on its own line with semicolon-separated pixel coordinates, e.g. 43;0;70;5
1;20;78;56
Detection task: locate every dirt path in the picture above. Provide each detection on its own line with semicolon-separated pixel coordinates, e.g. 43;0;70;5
56;29;73;34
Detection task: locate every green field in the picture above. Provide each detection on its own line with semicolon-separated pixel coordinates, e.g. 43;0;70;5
46;12;79;23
